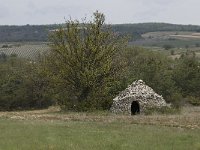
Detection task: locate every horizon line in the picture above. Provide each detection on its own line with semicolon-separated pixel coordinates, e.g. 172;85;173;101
0;22;200;26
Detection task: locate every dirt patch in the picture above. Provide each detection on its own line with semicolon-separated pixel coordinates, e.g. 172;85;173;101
170;35;200;39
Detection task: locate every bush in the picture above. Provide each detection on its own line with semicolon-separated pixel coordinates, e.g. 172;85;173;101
163;44;173;50
0;57;54;111
2;44;9;48
168;92;183;108
187;96;200;106
170;49;175;55
173;56;200;98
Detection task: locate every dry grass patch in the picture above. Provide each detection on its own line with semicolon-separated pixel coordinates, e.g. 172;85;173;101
0;106;200;129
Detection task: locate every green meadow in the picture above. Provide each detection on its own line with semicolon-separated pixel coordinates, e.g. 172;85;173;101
0;119;200;150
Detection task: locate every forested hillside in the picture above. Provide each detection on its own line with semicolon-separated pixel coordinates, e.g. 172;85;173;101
1;23;200;42
112;23;200;39
0;24;58;42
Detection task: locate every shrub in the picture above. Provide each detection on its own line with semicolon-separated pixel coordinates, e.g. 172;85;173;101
163;44;173;50
2;44;9;48
170;49;175;55
187;96;200;106
0;57;53;111
168;92;183;108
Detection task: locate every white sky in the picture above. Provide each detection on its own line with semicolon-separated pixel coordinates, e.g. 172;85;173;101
0;0;200;25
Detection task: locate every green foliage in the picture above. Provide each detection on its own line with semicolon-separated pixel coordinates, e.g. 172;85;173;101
170;49;175;55
187;96;200;106
120;46;200;107
1;44;9;48
173;51;200;105
46;11;128;111
0;56;53;110
122;47;179;102
163;44;173;50
168;92;183;108
173;54;200;98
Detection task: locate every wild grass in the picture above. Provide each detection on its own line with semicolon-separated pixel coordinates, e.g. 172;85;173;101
0;106;200;149
144;106;181;115
0;119;200;150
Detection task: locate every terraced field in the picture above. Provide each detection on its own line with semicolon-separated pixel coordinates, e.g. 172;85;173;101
142;31;200;40
0;43;50;60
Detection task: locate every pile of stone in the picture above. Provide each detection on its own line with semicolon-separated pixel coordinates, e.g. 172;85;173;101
110;80;168;114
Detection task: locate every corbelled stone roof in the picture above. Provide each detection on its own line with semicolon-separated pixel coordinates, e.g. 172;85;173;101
111;80;168;114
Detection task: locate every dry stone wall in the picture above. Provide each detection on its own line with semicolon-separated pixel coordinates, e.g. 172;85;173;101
110;80;168;115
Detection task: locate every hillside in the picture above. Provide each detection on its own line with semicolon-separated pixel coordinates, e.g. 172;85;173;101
1;23;200;42
0;24;58;42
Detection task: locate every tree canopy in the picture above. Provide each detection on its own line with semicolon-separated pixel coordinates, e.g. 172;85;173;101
46;11;128;110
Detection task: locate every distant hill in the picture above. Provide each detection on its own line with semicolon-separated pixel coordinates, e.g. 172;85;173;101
112;23;200;41
0;24;59;42
1;23;200;42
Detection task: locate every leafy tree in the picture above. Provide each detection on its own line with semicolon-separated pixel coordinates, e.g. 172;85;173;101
46;11;127;111
122;47;180;104
0;56;53;110
173;54;200;98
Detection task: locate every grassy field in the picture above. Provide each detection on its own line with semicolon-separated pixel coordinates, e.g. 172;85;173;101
0;119;200;150
0;107;200;150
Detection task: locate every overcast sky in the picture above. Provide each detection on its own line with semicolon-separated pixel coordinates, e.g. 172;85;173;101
0;0;200;25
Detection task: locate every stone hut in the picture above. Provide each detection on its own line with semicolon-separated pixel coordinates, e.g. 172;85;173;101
110;80;168;115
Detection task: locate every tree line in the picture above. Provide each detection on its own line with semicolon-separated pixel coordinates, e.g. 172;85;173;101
1;22;200;42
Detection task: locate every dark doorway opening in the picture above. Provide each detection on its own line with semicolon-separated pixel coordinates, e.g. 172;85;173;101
131;101;140;115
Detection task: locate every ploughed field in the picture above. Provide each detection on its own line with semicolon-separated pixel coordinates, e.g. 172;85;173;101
0;106;200;150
